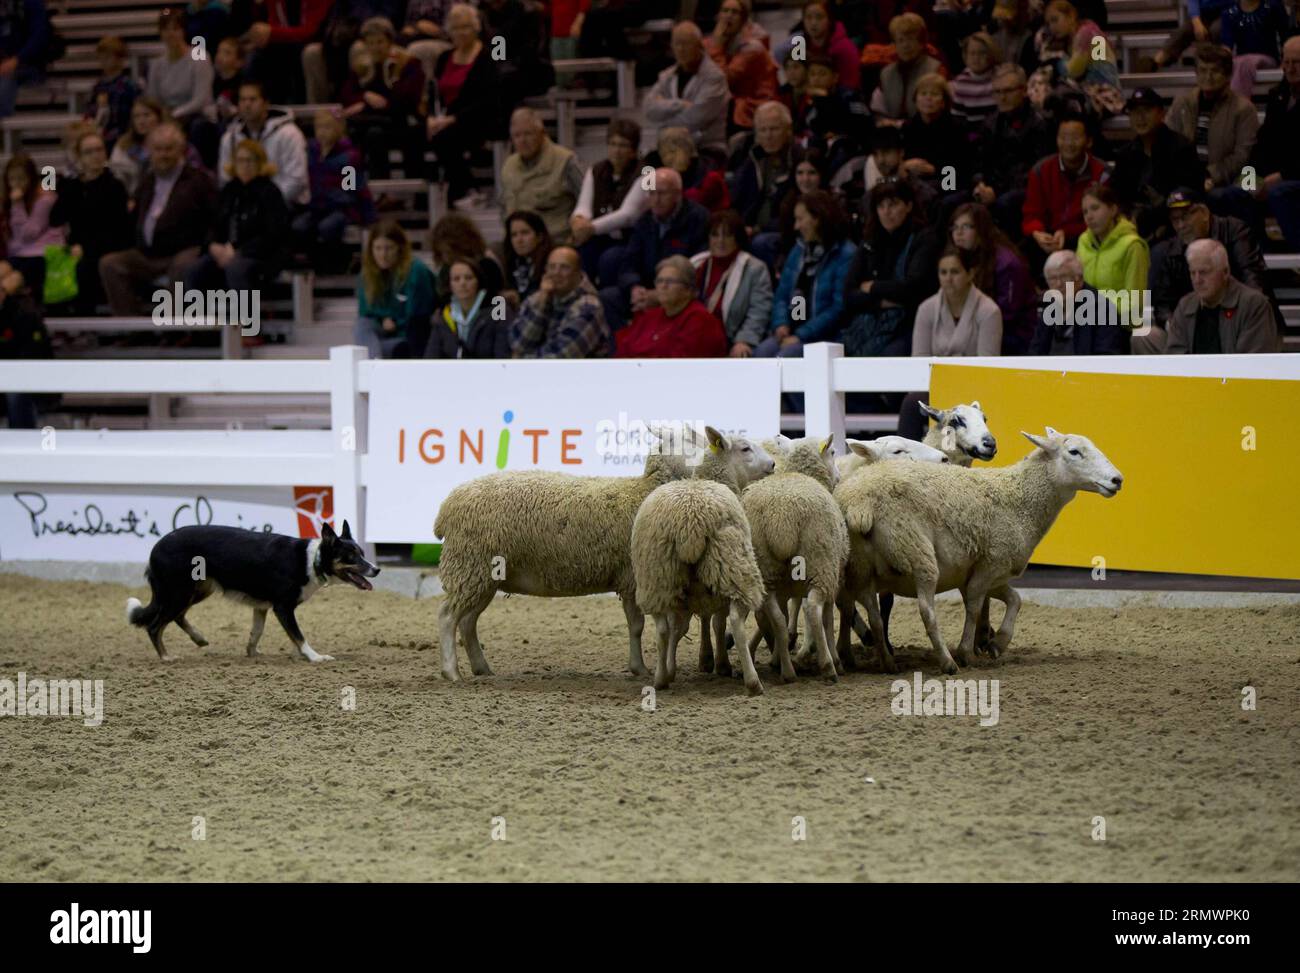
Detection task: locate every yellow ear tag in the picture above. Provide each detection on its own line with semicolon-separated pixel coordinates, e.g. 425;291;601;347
709;441;720;454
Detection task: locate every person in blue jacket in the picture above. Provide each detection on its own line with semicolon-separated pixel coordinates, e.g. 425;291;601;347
755;188;855;358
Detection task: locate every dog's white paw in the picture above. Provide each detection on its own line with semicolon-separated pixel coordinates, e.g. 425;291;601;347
310;654;335;663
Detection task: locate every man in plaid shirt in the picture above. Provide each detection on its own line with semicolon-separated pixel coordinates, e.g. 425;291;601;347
510;246;611;358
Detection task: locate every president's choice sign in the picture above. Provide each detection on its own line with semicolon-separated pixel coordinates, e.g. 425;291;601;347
0;485;332;562
364;360;782;542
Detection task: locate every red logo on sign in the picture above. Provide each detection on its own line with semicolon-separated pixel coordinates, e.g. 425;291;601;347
293;486;333;538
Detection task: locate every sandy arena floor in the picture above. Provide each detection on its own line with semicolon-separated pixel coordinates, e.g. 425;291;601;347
0;574;1297;882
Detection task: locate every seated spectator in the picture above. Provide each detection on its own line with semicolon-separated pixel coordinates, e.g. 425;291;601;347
615;255;727;358
217;80;310;208
901;74;971;197
510;245;611;358
706;0;778;132
479;0;555;113
1075;183;1148;336
644;21;730;153
801;55;870;176
658;126;730;214
777;148;829;260
1219;0;1292;98
301;3;365;105
186;0;232;51
99;123;218;316
950;31;1001;126
912;247;1003;356
425;4;500;207
2;152;64;300
48;130;133;315
1110;88;1207;241
603;168;710;332
341;16;427;180
988;0;1038;71
1029;250;1125;354
729;101;800;269
870;12;944;126
948;202;1037;354
971;64;1053;238
1145;187;1273;351
210;36;247;130
430;212;504;306
295;108;374;272
546;0;585;62
777;50;811;136
243;0;334;103
148;9;218;166
1166;238;1280;352
571;118;649;284
0;261;49;428
1021;115;1107;272
1252;35;1300;250
501;107;584;244
87;36;140;150
110;96;206;197
1165;43;1261;230
757;189;855;358
424;257;511;358
500;210;553;311
775;2;861;91
843;179;941;356
1034;0;1123;116
401;0;455;82
1148;0;1225;71
690;209;774;358
354;219;436;359
0;0;52;119
183;139;289;299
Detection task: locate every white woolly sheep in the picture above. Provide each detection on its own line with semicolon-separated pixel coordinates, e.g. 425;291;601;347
433;424;772;682
631;427;774;696
920;400;997;465
837;428;1123;674
740;436;849;682
835;436;950;479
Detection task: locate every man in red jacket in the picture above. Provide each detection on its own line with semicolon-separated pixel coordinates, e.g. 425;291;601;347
245;0;337;102
615;255;727;357
1021;114;1108;275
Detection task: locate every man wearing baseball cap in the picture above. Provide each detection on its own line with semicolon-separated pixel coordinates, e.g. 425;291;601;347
1142;186;1275;352
1110;88;1206;240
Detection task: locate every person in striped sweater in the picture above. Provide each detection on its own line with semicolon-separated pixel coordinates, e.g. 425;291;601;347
950;31;1001;126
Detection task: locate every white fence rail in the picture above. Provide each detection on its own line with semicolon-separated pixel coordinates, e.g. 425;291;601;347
4;345;1300;550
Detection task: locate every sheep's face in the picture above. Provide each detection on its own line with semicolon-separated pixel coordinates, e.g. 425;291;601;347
1022;428;1124;498
924;400;997;462
872;435;950;464
726;435;776;486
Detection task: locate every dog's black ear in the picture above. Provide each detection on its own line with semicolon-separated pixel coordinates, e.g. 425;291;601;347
340;519;352;540
320;521;337;544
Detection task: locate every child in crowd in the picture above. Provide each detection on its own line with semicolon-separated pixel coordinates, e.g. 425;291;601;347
211;37;246;128
778;51;812;138
950;31;1002;125
295;109;375;273
2;154;65;302
87;36;139;149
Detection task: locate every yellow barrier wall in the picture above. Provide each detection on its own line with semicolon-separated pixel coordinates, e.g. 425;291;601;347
929;364;1300;580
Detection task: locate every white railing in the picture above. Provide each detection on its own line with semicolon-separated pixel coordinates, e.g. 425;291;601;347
4;344;1300;549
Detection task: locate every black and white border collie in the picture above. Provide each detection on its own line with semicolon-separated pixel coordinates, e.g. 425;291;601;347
126;521;379;662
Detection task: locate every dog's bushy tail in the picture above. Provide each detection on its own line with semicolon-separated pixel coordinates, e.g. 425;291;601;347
126;596;158;627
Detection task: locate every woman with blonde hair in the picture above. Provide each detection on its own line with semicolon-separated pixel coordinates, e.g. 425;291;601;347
901;74;971;193
182;139;289;298
107;95;205;194
355;219;437;358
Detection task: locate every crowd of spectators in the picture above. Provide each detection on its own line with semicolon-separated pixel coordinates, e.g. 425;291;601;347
2;0;1295;427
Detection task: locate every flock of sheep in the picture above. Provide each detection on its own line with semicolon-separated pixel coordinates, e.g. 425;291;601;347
433;402;1125;695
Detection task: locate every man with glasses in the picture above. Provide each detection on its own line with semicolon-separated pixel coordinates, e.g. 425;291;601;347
1110;87;1206;240
614;255;727;357
1165;43;1261;232
601;167;709;332
509;246;611;358
1253;35;1300;249
970;65;1052;238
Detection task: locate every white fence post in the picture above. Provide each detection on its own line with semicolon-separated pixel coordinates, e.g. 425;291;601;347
802;342;846;450
330;345;369;551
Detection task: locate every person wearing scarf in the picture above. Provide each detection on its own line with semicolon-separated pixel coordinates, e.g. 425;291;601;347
424;258;510;358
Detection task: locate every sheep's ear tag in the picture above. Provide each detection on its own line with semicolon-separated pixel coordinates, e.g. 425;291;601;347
820;435;833;455
709;441;720;454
